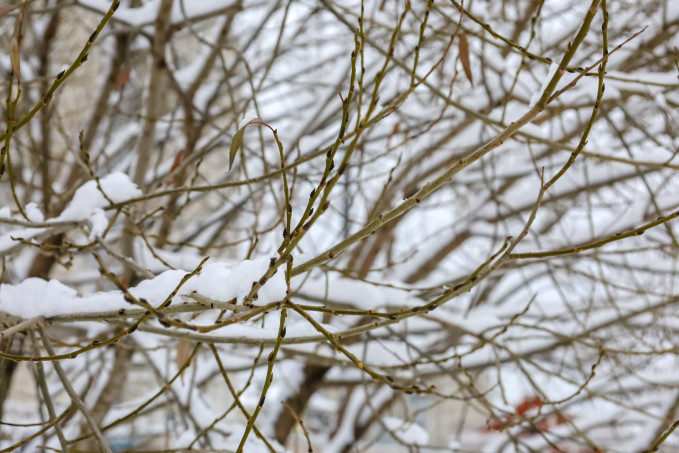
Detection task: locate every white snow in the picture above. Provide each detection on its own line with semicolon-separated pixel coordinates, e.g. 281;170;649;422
238;110;260;130
0;257;286;320
25;203;44;223
57;172;142;222
87;208;109;239
383;416;430;445
530;62;558;105
0;278;124;319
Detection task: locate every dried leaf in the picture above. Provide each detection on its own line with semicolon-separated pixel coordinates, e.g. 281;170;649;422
458;31;473;86
228;117;265;172
114;67;132;90
176;338;194;384
0;5;19;18
169;149;185;173
165;149;186;187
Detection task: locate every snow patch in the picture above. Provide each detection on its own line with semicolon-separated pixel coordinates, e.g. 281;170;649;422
530;62;558;105
383;416;430;445
58;172;142;222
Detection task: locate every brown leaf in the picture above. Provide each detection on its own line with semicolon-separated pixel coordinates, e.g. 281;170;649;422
0;5;19;18
114;67;132;90
169;149;185;173
164;149;186;187
458;31;473;86
176;338;194;384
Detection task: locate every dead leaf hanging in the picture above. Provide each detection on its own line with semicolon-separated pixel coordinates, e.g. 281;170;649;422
176;338;195;384
458;31;473;86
